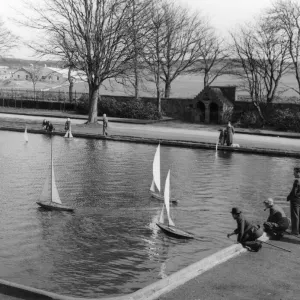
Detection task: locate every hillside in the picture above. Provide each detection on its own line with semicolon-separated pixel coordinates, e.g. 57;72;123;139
0;57;63;69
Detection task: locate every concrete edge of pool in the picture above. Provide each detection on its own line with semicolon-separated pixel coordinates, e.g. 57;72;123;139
1;126;300;158
0;234;269;300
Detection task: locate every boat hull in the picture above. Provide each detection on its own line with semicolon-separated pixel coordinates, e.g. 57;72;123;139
36;202;74;212
150;192;178;204
156;222;194;239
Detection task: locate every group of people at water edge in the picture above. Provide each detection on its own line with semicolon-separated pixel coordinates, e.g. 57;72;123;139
218;121;235;146
228;166;300;252
42;113;109;136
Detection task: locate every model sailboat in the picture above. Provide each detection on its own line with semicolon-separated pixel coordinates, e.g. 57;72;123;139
36;136;74;212
156;170;193;239
150;144;177;204
24;126;28;142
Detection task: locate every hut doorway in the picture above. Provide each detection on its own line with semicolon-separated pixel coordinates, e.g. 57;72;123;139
210;103;219;123
196;101;205;122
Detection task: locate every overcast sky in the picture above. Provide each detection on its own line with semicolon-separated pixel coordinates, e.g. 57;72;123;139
1;0;274;59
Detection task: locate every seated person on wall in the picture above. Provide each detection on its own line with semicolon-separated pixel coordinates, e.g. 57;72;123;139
227;207;263;252
263;198;290;240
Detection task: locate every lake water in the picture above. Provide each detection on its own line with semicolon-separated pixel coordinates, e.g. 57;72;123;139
0;131;297;297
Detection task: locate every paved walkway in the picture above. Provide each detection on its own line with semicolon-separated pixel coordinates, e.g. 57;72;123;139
159;233;300;300
0;107;300;300
0;107;300;158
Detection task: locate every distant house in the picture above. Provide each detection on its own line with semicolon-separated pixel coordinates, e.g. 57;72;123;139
12;66;85;83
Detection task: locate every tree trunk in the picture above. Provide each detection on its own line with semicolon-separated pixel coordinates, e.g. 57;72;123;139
88;85;99;123
253;101;265;121
134;66;139;99
164;81;171;98
156;87;161;113
68;67;74;103
204;71;209;88
69;81;74;103
33;84;36;101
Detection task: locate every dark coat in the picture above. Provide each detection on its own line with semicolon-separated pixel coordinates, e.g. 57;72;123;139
234;214;261;243
267;204;286;223
287;179;300;204
226;124;235;146
65;120;71;131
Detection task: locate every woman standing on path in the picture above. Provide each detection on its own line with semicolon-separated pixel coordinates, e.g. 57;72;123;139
226;121;235;146
287;167;300;235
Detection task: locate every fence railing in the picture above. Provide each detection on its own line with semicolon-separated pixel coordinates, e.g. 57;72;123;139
0;88;88;103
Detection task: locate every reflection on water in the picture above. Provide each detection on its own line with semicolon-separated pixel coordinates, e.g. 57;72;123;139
0;131;297;297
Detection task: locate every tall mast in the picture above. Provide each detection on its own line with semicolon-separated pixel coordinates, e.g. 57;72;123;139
50;133;52;203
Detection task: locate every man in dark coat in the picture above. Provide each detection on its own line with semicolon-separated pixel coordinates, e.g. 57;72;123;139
287;167;300;235
227;207;263;252
226;121;235;146
263;198;290;240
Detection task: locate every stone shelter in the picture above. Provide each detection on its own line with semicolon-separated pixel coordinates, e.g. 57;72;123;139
183;86;236;123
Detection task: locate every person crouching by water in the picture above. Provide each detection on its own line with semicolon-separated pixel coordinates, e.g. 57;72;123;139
103;114;108;136
287;166;300;235
46;121;55;133
42;119;48;130
226;121;235;146
227;207;263;252
65;118;72;137
263;198;290;240
218;128;227;145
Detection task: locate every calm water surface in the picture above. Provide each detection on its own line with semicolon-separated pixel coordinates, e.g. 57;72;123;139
0;131;297;297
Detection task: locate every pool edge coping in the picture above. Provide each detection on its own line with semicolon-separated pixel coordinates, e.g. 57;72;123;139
0;234;269;300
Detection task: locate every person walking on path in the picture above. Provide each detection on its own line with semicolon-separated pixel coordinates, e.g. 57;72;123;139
227;207;263;252
263;198;290;240
287;167;300;235
64;118;72;138
103;114;108;136
226;121;235;146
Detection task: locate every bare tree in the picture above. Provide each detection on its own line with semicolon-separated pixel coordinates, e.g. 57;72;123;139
23;0;137;123
267;0;300;95
142;0;166;112
0;18;18;56
25;64;43;100
231;19;290;120
158;2;207;98
112;0;153;99
190;28;231;88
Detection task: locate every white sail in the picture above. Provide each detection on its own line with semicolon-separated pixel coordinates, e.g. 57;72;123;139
150;179;156;192
51;160;62;204
40;170;51;203
164;170;175;226
159;205;164;223
152;144;161;192
215;140;218;151
24;127;28;142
